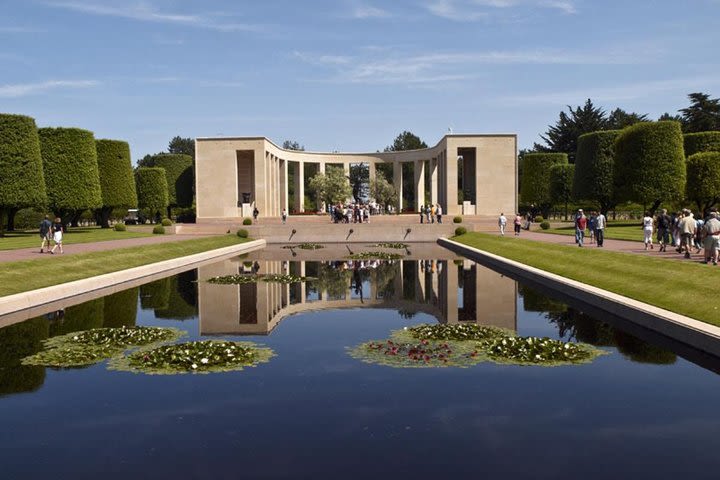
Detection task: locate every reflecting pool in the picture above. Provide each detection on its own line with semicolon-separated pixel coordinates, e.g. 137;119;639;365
1;244;720;479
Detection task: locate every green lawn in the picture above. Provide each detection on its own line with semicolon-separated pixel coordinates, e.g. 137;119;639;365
0;235;248;297
541;221;647;242
454;232;720;326
0;226;153;251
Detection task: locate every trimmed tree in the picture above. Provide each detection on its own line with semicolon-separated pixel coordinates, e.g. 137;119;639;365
614;121;686;214
573;130;621;214
38;127;102;221
520;153;568;217
0;114;46;237
686;152;720;215
135;167;169;223
549;163;575;221
151;153;193;218
684;132;720;157
369;171;398;211
96;139;138;228
308;167;353;207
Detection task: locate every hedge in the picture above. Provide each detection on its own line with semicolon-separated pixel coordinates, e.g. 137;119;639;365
39;127;102;216
520;153;568;209
151;154;193;208
614;121;685;208
96;139;137;210
573;130;621;212
686;152;720;213
135;167;169;215
0;114;46;231
684;132;720;157
549;163;574;206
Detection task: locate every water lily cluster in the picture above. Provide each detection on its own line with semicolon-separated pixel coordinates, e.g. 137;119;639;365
113;340;275;375
347;251;404;260
260;274;315;284
207;274;314;285
482;336;598;365
349;323;606;368
368;243;408;249
282;243;325;250
22;326;183;367
207;274;258;284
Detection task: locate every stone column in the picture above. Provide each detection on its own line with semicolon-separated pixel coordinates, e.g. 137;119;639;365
445;260;458;323
282;159;288;213
294;162;305;213
317;162;326;211
430;158;438;205
414;160;425;211
393;161;403;212
445;148;459;216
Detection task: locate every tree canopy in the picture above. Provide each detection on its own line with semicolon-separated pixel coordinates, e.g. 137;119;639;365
0;114;46;236
151;154;193;210
686;152;720;214
684;132;720;157
135;167;169;219
680;92;720;133
96;139;137;227
549;163;575;220
282;140;305;151
369;171;398;210
384;131;428;152
520;153;568;215
168;136;195;160
614;121;686;212
308;167;352;206
39;127;103;218
573;130;621;213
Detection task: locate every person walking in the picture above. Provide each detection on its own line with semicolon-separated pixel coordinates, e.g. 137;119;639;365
498;212;507;236
50;217;64;254
430;204;435;224
642;211;654;250
252;206;259;222
595;210;606;247
281;208;287;224
656;209;671;252
575;209;587;247
436;204;442;224
588;212;597;244
694;214;705;253
514;213;522;236
426;204;432;224
703;211;720;265
39;215;52;253
419;204;424;224
679;209;696;259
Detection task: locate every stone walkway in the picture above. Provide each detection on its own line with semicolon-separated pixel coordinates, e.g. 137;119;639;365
0;234;209;263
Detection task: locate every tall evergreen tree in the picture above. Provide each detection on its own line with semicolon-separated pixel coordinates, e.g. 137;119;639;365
680;92;720;133
384;131;427;152
606;108;649;129
535;99;608;163
167;136;195;160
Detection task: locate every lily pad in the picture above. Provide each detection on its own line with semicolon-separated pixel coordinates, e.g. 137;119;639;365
481;336;607;366
110;340;275;375
260;274;316;284
348;337;485;368
347;251;403;260
22;326;184;367
282;243;325;250
367;243;408;249
406;323;511;342
207;274;258;285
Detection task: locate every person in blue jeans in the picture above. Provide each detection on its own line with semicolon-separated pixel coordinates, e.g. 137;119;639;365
575;209;587;247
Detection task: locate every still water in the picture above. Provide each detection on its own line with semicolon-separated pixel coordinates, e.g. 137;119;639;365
1;245;719;479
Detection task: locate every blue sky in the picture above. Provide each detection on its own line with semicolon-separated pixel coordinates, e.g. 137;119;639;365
2;0;719;161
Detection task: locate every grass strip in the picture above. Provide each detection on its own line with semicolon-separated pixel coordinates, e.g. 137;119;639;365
0;235;247;297
454;232;720;326
0;226;152;251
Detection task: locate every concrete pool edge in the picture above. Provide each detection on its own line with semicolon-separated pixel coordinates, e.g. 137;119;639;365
0;239;266;320
439;237;720;357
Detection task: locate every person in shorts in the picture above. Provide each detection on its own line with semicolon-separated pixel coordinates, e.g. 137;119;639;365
39;215;52;253
703;211;720;265
50;217;64;254
679;209;696;259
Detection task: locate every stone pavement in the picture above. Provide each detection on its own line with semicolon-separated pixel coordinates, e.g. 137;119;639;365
0;234;209;263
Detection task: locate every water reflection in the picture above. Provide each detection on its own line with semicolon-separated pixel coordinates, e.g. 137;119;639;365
197;257;518;335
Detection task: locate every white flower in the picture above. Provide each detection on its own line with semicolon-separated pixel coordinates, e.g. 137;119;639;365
73;336;79;340
200;358;209;364
191;364;198;369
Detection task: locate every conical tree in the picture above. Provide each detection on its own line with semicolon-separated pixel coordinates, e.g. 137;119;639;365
38;127;102;220
573;130;621;214
135;167;169;222
96;139;138;228
0;114;47;237
151;153;193;219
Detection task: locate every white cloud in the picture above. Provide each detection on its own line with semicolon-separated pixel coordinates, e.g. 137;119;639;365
44;2;260;32
351;4;391;19
425;0;577;21
0;80;99;98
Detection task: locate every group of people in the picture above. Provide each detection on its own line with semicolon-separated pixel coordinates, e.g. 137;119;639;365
330;203;373;224
418;204;443;224
642;208;720;264
572;209;607;247
38;215;64;254
498;213;531;237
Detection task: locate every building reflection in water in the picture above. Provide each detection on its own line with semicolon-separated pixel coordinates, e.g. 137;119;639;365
197;256;517;336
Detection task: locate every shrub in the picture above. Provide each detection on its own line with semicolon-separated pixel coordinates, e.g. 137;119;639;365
574;130;621;213
0;114;46;230
151;154;194;215
452;216;462;223
520;153;568;212
540;221;550;230
242;218;252;225
95;139;137;228
113;223;127;231
686;152;720;213
684;132;720;157
161;218;172;226
236;229;249;238
614;121;685;208
534;215;544;223
454;226;467;236
152;225;165;235
38;127;102;217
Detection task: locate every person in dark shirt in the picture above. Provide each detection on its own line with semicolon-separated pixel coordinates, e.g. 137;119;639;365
656;209;671;252
39;215;52;253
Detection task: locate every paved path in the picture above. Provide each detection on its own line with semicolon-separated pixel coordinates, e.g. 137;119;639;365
0;234;212;263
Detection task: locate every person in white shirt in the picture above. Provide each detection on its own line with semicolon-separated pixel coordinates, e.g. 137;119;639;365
595;211;606;247
498;213;507;236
